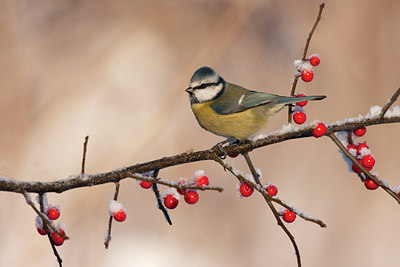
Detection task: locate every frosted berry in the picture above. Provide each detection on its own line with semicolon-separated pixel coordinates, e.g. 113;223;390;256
37;227;47;236
364;179;379;190
184;191;199;204
301;68;314;82
282;210;296;223
164;194;179;209
113;210;126;222
51;228;65;246
353;127;366;137
347;144;358;152
309;55;320;66
357;143;369;153
177;179;187;195
312;122;326;138
266;185;278;196
293;112;306;124
362;155;375;168
47;207;60;220
295;93;308;107
239;182;254;197
196;176;209;187
140;181;152;189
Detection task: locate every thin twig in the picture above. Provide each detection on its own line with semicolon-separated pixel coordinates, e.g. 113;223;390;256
150;170;172;225
241;153;301;267
38;193;64;267
213;155;326;227
81;136;89;178
328;132;400;204
242;153;261;185
288;3;326;122
22;191;68;239
380;87;400;118
105;182;120;249
301;3;325;61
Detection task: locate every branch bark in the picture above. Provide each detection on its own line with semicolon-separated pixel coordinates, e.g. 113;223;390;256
1;111;399;194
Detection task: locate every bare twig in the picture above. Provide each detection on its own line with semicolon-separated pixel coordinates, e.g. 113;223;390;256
380;87;400;118
81;136;89;177
38;193;64;267
301;3;325;61
288;3;326;123
241;153;301;267
150;170;173;225
328;132;400;204
105;182;120;249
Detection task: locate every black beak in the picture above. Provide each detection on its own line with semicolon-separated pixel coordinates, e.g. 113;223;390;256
185;87;193;93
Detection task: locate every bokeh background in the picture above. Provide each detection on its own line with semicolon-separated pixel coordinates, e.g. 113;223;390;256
1;0;400;266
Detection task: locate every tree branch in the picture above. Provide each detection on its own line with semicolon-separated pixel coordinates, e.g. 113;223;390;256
328;132;400;204
1;108;399;194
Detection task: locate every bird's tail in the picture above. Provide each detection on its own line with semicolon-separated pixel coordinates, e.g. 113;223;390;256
274;95;326;106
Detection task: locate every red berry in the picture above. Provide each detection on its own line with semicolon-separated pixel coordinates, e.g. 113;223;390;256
364;179;379;190
51;228;65;246
309;55;320;66
37;227;47;236
357;143;369;153
228;153;239;158
301;68;314;82
352;159;363;173
177;179;187;195
239;182;254;197
113;210;126;222
295;93;308;107
282;210;296;223
164;194;179;209
347;144;358;152
184;191;199;204
293;112;306;124
47;207;60;220
353;127;366;137
266;185;278;196
140;181;152;189
362;155;375;168
196;176;209;187
312;122;326;138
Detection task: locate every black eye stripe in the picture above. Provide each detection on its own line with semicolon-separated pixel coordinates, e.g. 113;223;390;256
193;82;221;90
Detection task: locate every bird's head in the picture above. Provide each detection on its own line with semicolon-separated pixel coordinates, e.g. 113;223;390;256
185;66;225;103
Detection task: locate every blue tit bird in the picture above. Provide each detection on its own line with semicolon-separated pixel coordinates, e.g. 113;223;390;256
185;66;326;140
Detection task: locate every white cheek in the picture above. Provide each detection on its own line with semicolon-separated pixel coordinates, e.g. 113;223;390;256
194;84;223;102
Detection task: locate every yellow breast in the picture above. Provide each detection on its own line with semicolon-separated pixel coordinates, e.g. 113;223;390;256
191;102;278;140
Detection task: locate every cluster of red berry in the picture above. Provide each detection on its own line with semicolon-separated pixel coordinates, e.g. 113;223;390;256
138;170;208;209
237;181;295;223
346;127;378;190
293;54;320;125
109;200;127;222
35;204;66;246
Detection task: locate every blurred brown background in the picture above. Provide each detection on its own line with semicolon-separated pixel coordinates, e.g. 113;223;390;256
1;0;400;266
